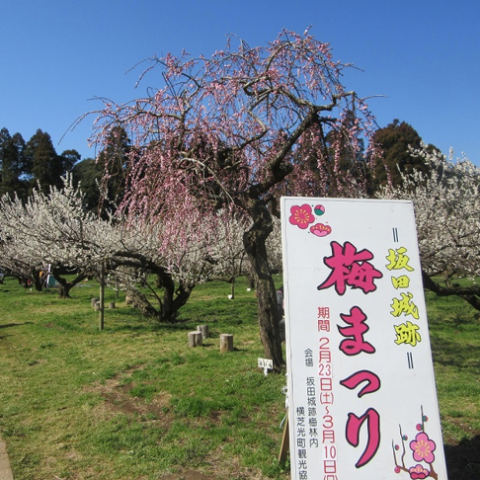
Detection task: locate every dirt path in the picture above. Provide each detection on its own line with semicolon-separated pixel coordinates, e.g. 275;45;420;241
0;435;13;480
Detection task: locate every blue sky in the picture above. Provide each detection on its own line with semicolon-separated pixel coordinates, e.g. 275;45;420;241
1;0;479;164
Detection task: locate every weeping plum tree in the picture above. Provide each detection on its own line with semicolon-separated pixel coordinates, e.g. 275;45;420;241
90;29;379;370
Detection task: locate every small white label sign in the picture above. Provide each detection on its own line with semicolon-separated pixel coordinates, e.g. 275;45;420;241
258;358;273;370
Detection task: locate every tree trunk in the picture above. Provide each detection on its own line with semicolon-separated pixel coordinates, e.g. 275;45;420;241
157;271;176;322
220;333;234;352
32;269;44;292
243;200;284;372
126;287;158;317
126;271;194;324
156;270;194;323
53;270;87;298
163;285;193;322
188;331;203;347
99;262;105;331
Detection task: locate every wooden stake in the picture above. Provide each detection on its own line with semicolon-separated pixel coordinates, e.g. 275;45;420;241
188;331;203;347
197;325;209;339
220;334;234;352
278;416;289;464
99;262;105;331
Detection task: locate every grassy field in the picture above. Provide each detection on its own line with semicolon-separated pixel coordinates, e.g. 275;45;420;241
0;275;480;479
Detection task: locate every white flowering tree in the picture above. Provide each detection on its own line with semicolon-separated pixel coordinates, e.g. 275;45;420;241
378;144;480;310
205;210;250;299
0;239;42;289
201;211;282;299
0;177;247;321
0;177;120;297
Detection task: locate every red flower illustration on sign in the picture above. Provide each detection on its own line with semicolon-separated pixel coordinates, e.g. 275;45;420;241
409;464;430;479
289;204;315;229
310;223;332;237
410;432;436;463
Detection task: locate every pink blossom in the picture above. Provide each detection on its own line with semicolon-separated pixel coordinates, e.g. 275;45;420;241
410;432;436;463
289;204;315;229
309;223;332;237
409;463;430;479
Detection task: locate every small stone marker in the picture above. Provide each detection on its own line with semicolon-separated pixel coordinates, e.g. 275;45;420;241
108;302;116;309
220;334;234;353
91;297;99;308
197;325;209;339
188;331;203;347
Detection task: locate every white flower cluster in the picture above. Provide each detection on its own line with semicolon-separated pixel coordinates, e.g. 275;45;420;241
0;176;279;290
0;176;115;274
378;144;480;280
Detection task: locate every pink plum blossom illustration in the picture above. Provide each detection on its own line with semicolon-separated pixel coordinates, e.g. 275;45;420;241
392;408;440;479
410;432;436;464
409;464;430;479
310;222;332;237
289;204;315;229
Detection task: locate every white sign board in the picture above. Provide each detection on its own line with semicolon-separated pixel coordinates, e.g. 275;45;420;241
281;197;448;480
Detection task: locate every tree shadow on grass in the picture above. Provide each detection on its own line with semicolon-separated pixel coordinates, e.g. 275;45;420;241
0;322;34;340
0;322;34;329
444;435;480;479
430;335;480;369
106;319;193;334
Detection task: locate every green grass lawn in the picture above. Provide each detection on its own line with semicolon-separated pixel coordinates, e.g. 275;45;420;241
423;286;480;478
1;274;480;479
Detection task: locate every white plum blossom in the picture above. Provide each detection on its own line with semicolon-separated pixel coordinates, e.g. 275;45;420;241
378;144;480;310
0;175;258;317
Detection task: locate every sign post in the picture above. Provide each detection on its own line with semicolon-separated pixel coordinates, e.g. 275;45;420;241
281;197;448;479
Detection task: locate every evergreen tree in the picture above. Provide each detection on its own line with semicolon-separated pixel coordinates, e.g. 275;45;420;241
95;126;131;213
371;119;435;189
25;129;63;192
71;158;103;213
72;127;130;216
0;128;28;199
24;130;79;193
59;149;81;175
